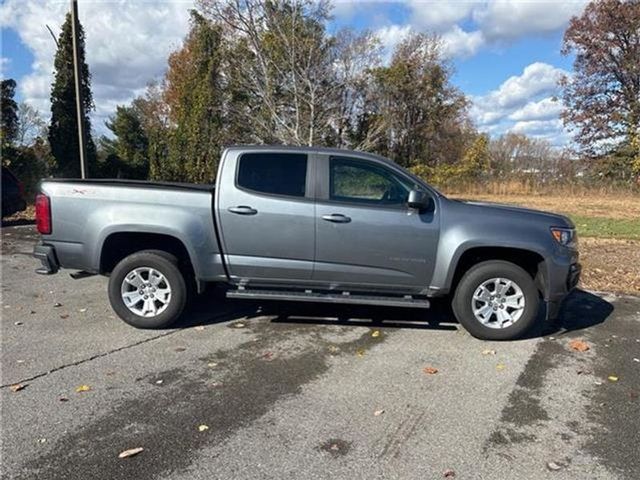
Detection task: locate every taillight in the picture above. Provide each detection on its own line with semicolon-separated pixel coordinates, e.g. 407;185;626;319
35;193;51;235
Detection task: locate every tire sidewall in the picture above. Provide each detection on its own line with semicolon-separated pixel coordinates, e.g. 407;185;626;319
108;251;187;329
453;260;539;340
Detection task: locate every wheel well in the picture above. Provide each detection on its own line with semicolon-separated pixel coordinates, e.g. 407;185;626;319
450;247;546;295
100;232;194;275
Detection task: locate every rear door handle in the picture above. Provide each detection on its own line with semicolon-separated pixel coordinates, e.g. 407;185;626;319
228;206;258;215
322;214;351;223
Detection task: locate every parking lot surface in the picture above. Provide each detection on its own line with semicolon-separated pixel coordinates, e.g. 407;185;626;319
1;224;639;479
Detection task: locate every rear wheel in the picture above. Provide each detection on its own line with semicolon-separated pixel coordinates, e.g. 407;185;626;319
452;260;539;340
108;250;187;329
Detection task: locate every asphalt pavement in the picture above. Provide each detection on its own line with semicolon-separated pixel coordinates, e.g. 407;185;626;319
1;224;639;480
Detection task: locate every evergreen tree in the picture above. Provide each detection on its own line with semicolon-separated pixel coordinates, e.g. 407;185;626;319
103;105;149;179
49;12;96;178
1;79;19;145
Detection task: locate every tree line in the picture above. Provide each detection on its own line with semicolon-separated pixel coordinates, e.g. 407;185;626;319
1;0;638;197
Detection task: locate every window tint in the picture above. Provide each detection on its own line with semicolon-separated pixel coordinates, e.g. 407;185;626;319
237;153;307;197
330;157;411;206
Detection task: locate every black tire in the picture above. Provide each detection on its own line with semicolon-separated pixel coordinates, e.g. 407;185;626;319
452;260;539;340
108;250;187;329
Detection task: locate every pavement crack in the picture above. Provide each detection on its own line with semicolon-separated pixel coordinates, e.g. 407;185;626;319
1;330;179;388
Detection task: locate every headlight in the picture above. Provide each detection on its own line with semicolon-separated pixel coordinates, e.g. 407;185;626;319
550;227;577;248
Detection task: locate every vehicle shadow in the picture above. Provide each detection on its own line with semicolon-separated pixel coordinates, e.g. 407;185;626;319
178;285;457;331
179;286;613;339
542;288;614;336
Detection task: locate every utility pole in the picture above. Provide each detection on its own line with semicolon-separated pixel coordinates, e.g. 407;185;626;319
70;0;88;178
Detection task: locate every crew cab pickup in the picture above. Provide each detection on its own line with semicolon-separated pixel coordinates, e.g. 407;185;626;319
33;146;581;340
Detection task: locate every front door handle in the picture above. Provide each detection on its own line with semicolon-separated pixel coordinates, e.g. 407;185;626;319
228;206;258;215
322;214;351;223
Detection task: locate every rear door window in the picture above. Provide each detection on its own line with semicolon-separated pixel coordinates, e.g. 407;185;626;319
237;153;307;198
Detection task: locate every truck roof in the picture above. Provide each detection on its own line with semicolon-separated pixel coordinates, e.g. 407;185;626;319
223;145;395;166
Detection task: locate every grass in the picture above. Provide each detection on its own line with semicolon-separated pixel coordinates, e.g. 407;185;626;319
569;215;640;240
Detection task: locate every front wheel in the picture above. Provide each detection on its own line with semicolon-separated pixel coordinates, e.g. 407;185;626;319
108;250;187;329
452;260;539;340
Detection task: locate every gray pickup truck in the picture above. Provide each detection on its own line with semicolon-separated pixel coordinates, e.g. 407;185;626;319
33;146;580;340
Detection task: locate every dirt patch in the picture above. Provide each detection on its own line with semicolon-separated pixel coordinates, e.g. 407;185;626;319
579;238;640;295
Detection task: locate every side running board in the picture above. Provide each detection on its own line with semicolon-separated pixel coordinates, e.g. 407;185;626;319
226;289;430;309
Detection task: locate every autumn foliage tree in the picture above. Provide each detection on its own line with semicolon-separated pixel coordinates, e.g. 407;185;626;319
561;0;640;180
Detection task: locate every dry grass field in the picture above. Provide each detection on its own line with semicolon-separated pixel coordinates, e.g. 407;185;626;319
448;191;640;295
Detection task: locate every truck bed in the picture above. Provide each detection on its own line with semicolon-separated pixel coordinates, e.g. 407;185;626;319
42;178;214;192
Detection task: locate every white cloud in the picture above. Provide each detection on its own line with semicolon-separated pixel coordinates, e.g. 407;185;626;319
0;0;193;135
508;97;563;121
473;0;588;41
374;24;413;59
478;62;567;112
471;62;570;144
407;1;477;31
441;26;484;58
0;56;10;77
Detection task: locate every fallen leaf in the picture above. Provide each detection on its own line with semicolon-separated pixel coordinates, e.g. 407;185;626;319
496;364;506;371
198;424;209;432
14;321;23;326
371;330;380;338
482;349;496;355
374;409;385;416
233;322;246;329
569;339;590;352
547;461;562;471
356;348;366;357
633;358;639;363
9;384;26;392
423;367;438;375
53;302;62;308
207;362;218;368
328;345;340;354
118;447;144;459
262;351;274;361
174;347;186;352
59;314;69;319
38;438;47;444
75;385;91;393
79;308;87;313
155;380;164;385
608;375;619;382
59;397;69;402
330;443;340;451
443;469;456;478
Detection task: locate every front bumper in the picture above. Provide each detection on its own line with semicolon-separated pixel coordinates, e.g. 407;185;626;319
546;261;581;320
33;243;59;275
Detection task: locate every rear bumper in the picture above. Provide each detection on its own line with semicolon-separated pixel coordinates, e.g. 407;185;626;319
33;243;59;275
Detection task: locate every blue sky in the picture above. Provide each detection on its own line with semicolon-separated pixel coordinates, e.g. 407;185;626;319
0;1;588;146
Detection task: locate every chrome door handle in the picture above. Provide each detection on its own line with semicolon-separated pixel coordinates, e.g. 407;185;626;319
322;214;351;223
228;206;258;215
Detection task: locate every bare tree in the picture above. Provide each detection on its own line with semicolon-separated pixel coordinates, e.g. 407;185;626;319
199;0;334;146
16;102;46;146
331;28;382;149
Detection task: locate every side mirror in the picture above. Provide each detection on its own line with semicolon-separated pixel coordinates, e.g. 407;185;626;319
407;189;430;210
